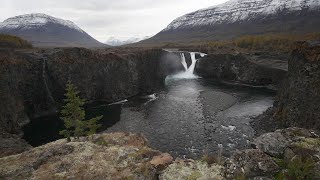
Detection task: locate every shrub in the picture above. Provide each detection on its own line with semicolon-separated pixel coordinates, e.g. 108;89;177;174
275;156;317;180
0;34;33;48
202;32;320;53
201;146;224;165
287;157;316;180
233;34;294;51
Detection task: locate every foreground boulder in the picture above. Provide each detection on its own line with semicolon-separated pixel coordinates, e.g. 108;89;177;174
225;128;320;179
253;127;319;157
150;153;173;169
226;149;279;179
252;128;320;179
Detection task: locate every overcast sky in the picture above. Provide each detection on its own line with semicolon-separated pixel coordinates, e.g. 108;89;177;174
1;0;229;42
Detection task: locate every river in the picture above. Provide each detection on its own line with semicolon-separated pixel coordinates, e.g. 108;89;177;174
23;52;275;159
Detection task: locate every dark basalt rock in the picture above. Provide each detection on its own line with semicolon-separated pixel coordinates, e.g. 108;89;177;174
195;53;202;60
0;129;32;158
183;52;192;68
0;48;179;137
273;41;320;130
160;51;185;74
195;53;287;88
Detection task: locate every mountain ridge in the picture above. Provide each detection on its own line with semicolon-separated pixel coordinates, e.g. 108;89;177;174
141;0;320;45
0;13;106;48
163;0;320;31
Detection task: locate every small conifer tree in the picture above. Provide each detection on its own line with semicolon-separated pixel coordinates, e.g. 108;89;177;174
60;81;102;141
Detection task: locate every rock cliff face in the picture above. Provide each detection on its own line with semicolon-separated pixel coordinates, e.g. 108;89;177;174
273;41;320;130
0;48;180;136
195;53;287;88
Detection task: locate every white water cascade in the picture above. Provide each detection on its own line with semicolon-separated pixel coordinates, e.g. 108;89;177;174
186;52;197;75
181;53;188;71
168;52;206;80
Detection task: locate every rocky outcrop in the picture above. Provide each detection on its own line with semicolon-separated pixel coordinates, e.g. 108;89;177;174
273;41;320;130
226;128;320;179
0;131;32;158
251;128;320;179
195;53;287;88
252;127;318;157
0;129;319;179
0;132;225;180
226;149;279;179
0;133;163;179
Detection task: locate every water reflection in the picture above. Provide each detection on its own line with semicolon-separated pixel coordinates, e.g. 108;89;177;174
107;79;275;158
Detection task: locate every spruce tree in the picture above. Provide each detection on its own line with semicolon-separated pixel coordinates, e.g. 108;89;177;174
60;81;102;140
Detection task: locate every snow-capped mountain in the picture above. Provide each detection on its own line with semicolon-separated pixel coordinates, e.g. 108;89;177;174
105;36;150;46
143;0;320;44
164;0;320;31
0;13;106;47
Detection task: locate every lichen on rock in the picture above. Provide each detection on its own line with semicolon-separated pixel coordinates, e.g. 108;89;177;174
0;132;162;180
253;127;319;157
159;159;225;180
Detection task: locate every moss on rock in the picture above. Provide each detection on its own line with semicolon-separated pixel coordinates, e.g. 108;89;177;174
0;133;159;180
159;159;225;180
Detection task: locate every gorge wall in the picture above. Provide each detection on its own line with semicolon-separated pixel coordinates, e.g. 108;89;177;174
273;41;320;130
0;48;183;136
195;52;287;89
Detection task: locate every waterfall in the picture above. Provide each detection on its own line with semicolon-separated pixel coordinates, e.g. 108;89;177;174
200;53;206;57
186;52;197;75
42;59;56;106
167;52;206;80
181;53;188;71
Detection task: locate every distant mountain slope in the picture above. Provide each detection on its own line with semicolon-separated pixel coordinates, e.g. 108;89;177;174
105;36;150;46
0;13;106;47
142;0;320;44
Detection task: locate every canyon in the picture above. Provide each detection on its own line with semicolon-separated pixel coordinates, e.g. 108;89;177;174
0;41;319;178
0;0;320;179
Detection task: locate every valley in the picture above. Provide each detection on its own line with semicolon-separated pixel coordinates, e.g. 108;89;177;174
1;0;320;179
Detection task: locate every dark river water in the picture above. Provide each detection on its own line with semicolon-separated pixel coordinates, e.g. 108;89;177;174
23;76;275;159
